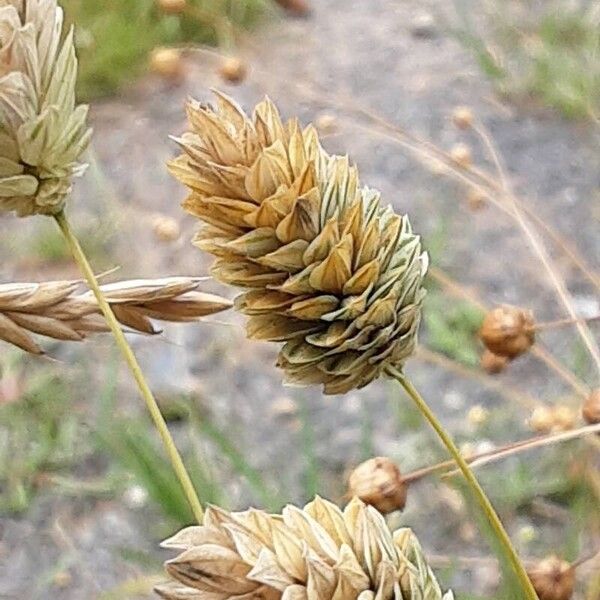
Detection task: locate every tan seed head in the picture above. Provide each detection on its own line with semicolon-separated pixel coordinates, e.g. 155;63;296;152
527;556;575;600
582;388;600;425
480;349;508;374
219;56;248;84
452;106;474;129
150;47;184;80
274;0;312;17
480;305;535;359
450;143;472;168
152;215;181;243
529;406;554;434
552;405;576;432
157;0;187;14
348;457;408;514
467;188;486;211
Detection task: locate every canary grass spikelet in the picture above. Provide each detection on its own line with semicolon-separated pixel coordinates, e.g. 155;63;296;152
156;496;454;600
0;0;92;216
170;92;428;394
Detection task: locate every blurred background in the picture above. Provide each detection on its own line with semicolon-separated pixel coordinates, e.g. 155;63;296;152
0;0;599;598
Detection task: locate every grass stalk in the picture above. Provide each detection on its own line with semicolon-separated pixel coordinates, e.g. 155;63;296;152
54;210;204;523
386;365;539;599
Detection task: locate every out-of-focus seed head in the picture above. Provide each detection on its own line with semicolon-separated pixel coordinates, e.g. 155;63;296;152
150;47;184;81
0;0;92;217
274;0;312;17
348;456;408;514
450;143;472;168
315;112;338;135
480;305;535;359
219;56;247;84
527;556;575;600
452;106;474;129
152;214;181;243
552;405;576;432
157;0;187;14
467;188;486;211
529;406;554;434
169;92;428;394
480;348;508;374
467;404;489;427
582;388;600;425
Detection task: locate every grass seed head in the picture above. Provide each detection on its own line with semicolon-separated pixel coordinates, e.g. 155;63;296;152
218;56;248;84
527;556;575;600
152;214;181;243
466;188;486;211
169;92;428;394
450;143;472;168
451;106;474;129
348;456;408;514
479;305;535;359
0;0;92;217
156;496;453;600
582;388;600;425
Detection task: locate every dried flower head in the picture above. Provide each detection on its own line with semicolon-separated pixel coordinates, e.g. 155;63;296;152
479;305;535;359
151;47;184;81
156;496;454;600
169;92;428;394
449;143;472;168
527;556;575;600
582;388;600;425
528;405;575;434
451;106;473;130
0;276;232;354
152;214;181;243
0;0;92;217
348;457;408;514
219;56;248;84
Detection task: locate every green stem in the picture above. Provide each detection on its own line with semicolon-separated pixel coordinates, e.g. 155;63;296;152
386;365;538;600
54;210;204;523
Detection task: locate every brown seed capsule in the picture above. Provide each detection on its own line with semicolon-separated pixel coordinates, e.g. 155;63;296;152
218;56;248;84
529;406;555;434
450;143;472;168
152;215;181;243
150;47;184;81
479;305;535;359
452;106;474;129
480;349;508;374
157;0;187;14
348;457;408;514
527;556;575;600
467;188;486;211
274;0;312;17
582;388;600;425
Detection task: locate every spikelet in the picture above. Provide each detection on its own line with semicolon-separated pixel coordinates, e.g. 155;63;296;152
0;276;232;354
0;0;92;216
169;92;427;394
156;496;454;600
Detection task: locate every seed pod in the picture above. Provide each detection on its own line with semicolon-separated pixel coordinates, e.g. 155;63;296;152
348;457;408;514
150;47;184;81
152;215;181;243
529;406;554;434
452;106;473;129
582;388;600;425
450;143;472;168
218;56;248;84
274;0;312;17
480;349;508;374
157;0;187;14
467;404;489;427
552;405;576;432
527;556;574;600
479;305;535;359
467;188;486;211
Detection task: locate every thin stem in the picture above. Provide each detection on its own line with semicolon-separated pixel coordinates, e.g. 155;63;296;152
54;211;204;523
387;366;538;599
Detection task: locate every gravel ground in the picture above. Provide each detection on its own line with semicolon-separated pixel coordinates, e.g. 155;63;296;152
1;1;599;598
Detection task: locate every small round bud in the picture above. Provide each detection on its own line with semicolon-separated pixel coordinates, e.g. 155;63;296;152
467;404;489;427
529;406;554;434
527;556;574;600
152;214;181;243
582;388;600;425
219;56;248;84
479;305;535;359
552;406;576;432
150;47;184;81
157;0;187;14
450;143;472;168
348;457;407;514
452;106;474;129
274;0;312;17
466;188;486;211
480;349;508;374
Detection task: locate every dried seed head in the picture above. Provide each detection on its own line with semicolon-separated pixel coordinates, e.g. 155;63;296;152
467;404;489;427
0;0;92;217
150;47;184;81
156;496;454;600
466;188;486;211
315;113;338;135
152;214;181;243
451;106;474;129
450;143;472;168
552;405;576;432
528;405;575;434
348;457;408;514
480;349;508;374
218;56;247;84
157;0;187;14
0;277;232;354
274;0;312;17
527;556;575;600
169;92;428;394
480;305;535;359
582;388;600;425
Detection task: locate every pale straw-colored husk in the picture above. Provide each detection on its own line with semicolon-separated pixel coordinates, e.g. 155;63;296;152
0;0;92;216
0;276;232;354
156;496;454;600
169;92;427;394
